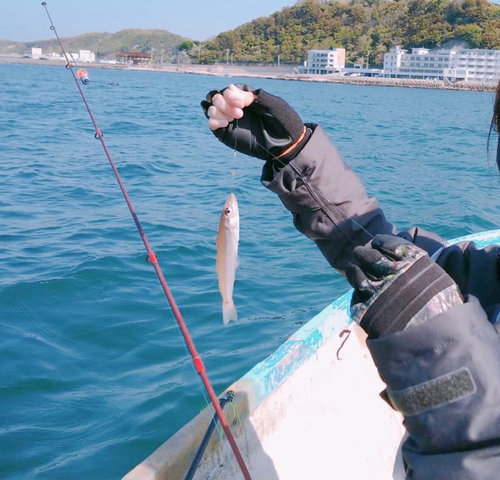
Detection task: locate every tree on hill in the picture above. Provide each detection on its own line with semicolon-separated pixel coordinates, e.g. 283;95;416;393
192;0;500;66
2;0;499;66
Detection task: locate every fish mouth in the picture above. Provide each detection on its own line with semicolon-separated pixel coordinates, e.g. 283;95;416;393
223;192;239;216
226;192;237;206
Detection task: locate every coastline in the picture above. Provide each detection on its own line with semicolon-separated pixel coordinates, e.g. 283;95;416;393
1;55;496;92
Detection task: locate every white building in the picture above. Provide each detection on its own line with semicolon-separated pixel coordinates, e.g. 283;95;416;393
31;47;42;59
383;46;406;75
383;46;453;79
384;46;500;83
301;48;346;74
78;50;96;63
444;49;500;83
67;50;96;63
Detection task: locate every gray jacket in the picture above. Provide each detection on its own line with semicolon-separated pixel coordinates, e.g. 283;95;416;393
262;124;500;479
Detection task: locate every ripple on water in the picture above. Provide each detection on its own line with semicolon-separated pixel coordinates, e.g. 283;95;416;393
1;64;500;479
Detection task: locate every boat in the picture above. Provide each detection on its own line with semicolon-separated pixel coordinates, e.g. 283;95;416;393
123;229;500;480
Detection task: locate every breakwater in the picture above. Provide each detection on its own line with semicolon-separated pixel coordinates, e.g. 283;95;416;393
283;73;497;91
139;63;499;92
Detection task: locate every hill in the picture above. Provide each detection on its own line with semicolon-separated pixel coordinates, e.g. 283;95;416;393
196;0;500;66
0;29;190;60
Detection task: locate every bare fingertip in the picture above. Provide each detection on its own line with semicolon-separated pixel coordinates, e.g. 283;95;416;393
208;118;228;130
232;108;244;119
243;91;256;106
207;105;217;118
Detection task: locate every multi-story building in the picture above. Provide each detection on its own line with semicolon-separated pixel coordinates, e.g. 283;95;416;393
444;49;500;82
384;46;500;83
301;48;346;74
383;46;453;79
383;46;406;75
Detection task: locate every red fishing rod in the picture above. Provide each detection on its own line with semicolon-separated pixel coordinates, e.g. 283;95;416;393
41;3;252;479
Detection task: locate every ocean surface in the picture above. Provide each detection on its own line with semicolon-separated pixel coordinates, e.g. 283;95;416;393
1;62;499;479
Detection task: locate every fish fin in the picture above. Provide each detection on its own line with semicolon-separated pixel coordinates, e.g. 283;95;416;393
222;300;238;325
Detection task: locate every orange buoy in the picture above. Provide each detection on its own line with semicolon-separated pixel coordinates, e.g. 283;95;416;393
77;69;89;84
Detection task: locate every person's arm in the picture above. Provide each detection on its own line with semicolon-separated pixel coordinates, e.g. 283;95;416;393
347;235;500;480
202;85;446;272
435;241;500;321
261;123;395;272
370;296;500;480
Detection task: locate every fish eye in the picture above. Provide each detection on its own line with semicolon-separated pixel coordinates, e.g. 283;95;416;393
225;208;231;215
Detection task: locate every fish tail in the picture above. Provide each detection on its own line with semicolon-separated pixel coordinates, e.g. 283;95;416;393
222;300;238;325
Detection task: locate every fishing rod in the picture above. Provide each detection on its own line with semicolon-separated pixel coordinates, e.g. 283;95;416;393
40;4;252;479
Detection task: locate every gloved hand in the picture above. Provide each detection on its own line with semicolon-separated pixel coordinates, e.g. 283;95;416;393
201;84;311;163
346;235;463;339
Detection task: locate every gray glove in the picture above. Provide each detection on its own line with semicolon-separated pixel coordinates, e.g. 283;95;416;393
346;235;463;339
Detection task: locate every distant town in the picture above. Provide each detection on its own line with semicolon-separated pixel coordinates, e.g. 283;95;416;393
29;48;141;66
20;44;500;86
300;46;500;84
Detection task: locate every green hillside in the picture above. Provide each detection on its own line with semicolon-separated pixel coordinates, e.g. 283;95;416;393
0;40;20;51
2;0;499;67
197;0;500;66
0;29;189;60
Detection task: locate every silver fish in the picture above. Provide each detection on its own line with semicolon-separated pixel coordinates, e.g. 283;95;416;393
216;192;239;324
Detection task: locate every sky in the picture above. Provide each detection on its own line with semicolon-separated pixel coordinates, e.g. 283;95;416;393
1;0;296;42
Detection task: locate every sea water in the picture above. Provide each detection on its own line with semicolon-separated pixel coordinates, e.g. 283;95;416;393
1;63;499;479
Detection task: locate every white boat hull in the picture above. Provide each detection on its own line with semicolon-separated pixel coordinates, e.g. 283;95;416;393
124;229;500;480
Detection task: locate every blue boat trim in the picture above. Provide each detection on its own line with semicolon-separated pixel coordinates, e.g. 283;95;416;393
239;289;352;406
235;229;500;409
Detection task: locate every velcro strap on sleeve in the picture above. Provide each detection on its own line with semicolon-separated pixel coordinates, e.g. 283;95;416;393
388;367;477;416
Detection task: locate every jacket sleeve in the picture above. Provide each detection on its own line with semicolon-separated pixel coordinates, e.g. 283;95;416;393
261;124;446;272
436;241;500;322
368;296;500;480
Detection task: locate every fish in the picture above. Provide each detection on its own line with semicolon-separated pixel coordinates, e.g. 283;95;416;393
216;192;239;325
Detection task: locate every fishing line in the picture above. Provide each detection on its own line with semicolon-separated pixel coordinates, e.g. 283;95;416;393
213;89;375;242
254;136;376;245
222;103;375;243
41;6;116;87
41;4;252;479
230;119;239;191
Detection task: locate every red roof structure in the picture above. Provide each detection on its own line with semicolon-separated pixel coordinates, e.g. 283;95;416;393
116;52;152;65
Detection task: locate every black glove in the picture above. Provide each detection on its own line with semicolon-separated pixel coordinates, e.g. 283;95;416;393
201;84;311;163
346;235;463;339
